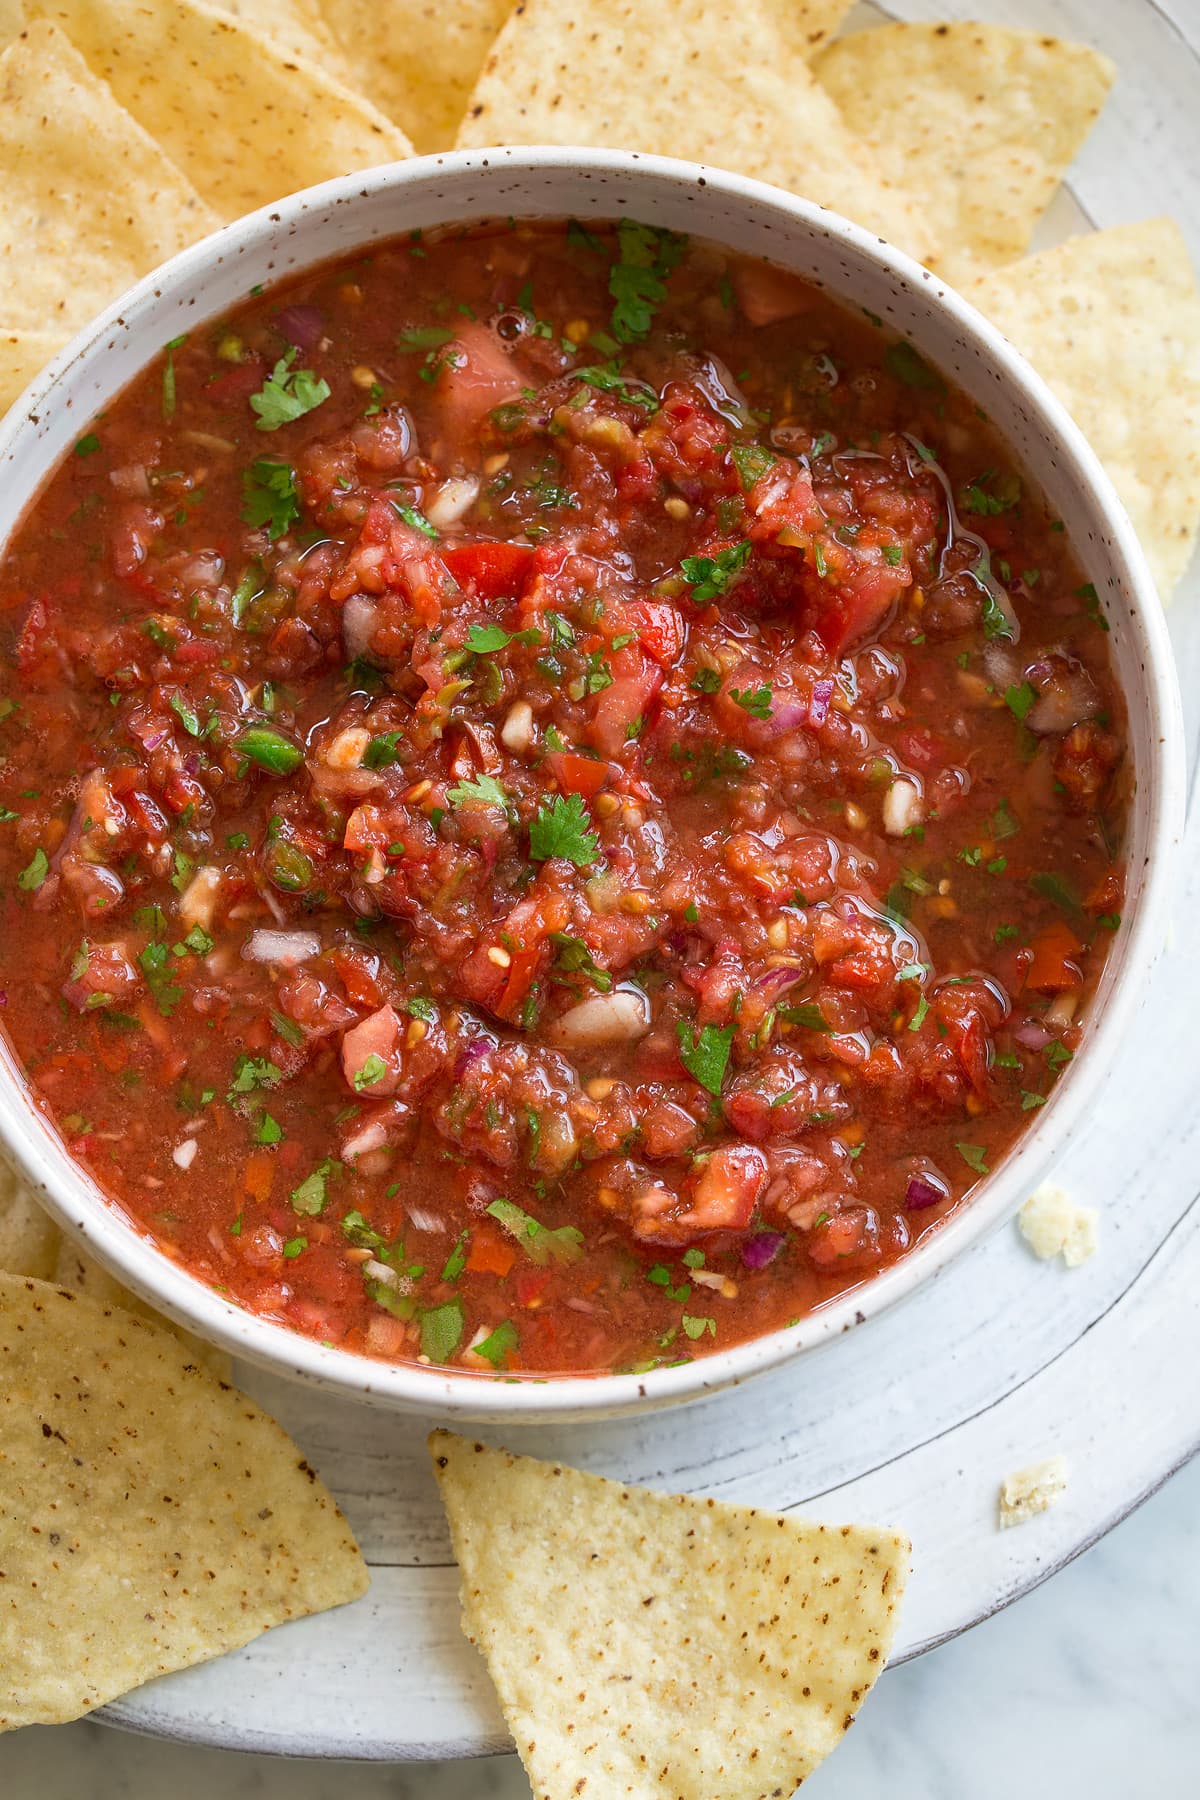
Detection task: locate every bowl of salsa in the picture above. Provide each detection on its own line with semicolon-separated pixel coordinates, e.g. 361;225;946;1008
0;150;1183;1418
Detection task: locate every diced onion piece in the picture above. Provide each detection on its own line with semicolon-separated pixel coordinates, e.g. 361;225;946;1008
546;984;651;1050
172;1138;198;1170
342;592;380;662
406;1205;443;1234
242;928;321;967
325;726;371;770
178;864;222;932
424;475;480;529
364;1257;403;1290
882;778;923;837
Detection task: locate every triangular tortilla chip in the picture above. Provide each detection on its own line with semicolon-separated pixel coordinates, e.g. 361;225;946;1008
430;1430;909;1797
0;325;64;413
52;1235;232;1381
0;22;218;335
0;1271;367;1730
455;0;939;264
209;0;352;75
814;23;1114;279
24;0;413;220
0;1156;60;1278
322;0;516;153
967;218;1200;597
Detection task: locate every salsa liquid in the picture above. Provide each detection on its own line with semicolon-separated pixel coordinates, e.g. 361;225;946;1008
0;220;1126;1375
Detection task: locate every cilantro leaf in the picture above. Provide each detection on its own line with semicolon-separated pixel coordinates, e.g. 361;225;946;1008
956;1142;990;1175
447;773;510;812
883;341;943;391
16;846;48;891
528;792;599;867
548;931;612;992
608;219;686;344
465;623;539;654
1004;682;1036;722
776;1001;831;1033
486;1198;585;1266
572;363;660;413
353;1052;389;1091
291;1159;339;1216
419;1299;464;1362
250;349;330;431
680;540;751;602
440;1229;470;1282
676;1021;734;1095
241;459;299;540
139;941;182;1017
473;1319;519;1368
729;684;772;720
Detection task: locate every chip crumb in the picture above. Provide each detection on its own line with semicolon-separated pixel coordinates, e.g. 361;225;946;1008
1018;1183;1098;1267
998;1455;1069;1529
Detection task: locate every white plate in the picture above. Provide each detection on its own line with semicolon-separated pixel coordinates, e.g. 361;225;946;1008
98;0;1200;1760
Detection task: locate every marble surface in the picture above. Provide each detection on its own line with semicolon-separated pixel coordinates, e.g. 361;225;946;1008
3;1452;1196;1798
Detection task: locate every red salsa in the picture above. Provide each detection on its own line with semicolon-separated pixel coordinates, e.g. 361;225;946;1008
0;220;1127;1375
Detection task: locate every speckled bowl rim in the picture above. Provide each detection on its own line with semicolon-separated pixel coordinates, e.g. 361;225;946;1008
0;147;1185;1422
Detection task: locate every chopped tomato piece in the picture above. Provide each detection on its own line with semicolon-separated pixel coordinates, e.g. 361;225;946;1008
443;540;534;600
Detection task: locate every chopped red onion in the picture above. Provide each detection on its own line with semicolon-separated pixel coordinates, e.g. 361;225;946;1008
751;966;805;1003
809;677;834;727
275;304;324;351
453;1038;492;1079
741;1230;784;1269
1014;1019;1053;1050
904;1175;945;1211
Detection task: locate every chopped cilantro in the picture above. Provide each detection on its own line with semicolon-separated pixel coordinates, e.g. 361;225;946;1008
690;666;722;694
682;1313;717;1340
363;730;404;770
884;341;943;391
419;1299;464;1362
16;846;48;891
680;539;751;601
676;1020;734;1095
282;1235;307;1258
250;349;331;431
608;218;685;344
74;432;101;458
486;1197;585;1266
1004;682;1036;722
729;684;772;720
254;1112;284;1145
549;931;612;991
440;1229;470;1282
573;363;659;412
956;1142;990;1175
138;942;182;1016
353;1052;389;1091
1030;871;1082;915
291;1159;339;1216
466;623;540;654
529;792;599;867
473;1319;519;1368
241;458;299;540
447;773;510;812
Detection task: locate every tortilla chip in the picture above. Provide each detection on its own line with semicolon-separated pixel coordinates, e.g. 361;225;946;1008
814;24;1114;278
321;0;515;154
967;218;1200;597
0;1271;367;1730
24;0;413;220
430;1431;909;1796
0;1158;60;1279
209;0;351;74
0;325;64;413
455;0;939;264
52;1236;232;1381
0;23;218;335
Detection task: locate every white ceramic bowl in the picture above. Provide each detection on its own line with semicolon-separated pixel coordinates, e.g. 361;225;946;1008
0;149;1184;1421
